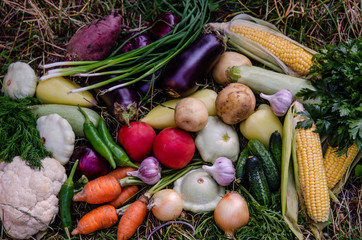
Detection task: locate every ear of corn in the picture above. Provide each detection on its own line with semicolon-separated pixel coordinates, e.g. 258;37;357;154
295;124;330;222
324;143;359;189
207;14;317;77
229;25;313;76
293;102;330;222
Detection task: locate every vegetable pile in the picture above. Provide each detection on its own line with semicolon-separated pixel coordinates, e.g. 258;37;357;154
1;1;361;240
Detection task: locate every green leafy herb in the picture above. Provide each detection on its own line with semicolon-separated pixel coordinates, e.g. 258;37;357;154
355;164;362;179
0;96;51;168
297;38;362;155
193;185;296;240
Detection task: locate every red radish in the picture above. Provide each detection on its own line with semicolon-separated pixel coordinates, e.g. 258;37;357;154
153;127;195;169
117;121;156;162
66;9;122;61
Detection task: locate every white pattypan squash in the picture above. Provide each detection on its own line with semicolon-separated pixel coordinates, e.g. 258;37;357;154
36;114;75;165
173;169;225;213
195;116;240;163
2;62;37;98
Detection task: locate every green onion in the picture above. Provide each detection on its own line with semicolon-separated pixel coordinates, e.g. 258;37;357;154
41;0;210;94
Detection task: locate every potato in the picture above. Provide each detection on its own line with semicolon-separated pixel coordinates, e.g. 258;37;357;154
215;83;256;125
174;98;209;132
212;52;252;86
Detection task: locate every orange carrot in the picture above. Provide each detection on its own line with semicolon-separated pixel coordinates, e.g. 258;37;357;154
108;185;139;208
71;205;118;235
117;195;148;240
107;166;138;179
73;175;121;204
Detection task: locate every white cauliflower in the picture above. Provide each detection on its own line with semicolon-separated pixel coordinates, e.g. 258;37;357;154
0;156;67;239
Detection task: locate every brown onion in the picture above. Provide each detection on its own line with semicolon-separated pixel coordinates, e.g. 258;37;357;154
212;51;252;86
214;191;249;238
149;189;183;221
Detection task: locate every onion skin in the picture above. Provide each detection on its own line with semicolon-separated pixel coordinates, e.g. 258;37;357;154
71;146;109;180
212;51;252;86
214;191;249;238
150;189;183;221
161;33;226;98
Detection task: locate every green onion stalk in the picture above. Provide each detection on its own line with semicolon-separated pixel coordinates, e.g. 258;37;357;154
40;0;210;94
118;159;203;198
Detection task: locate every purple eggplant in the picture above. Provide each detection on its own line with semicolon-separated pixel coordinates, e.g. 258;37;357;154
134;70;161;96
149;12;182;40
90;76;138;125
121;32;153;53
71;146;109;180
161;32;226;98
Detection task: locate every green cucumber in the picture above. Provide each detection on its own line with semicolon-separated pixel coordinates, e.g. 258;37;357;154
248;139;280;192
246;156;271;206
29;104;100;137
235;147;250;181
269;130;282;170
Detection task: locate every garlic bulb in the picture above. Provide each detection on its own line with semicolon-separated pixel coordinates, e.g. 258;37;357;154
260;89;293;117
202;157;235;186
2;62;37;99
127;156;161;185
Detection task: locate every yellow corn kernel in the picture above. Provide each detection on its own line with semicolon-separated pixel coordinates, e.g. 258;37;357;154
230;25;313;76
324;143;358;189
295;124;330;222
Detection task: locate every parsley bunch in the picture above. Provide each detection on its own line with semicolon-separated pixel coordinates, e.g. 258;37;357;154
297;38;362;154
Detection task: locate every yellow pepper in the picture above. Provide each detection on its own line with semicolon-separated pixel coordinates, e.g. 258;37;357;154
239;104;283;148
36;76;96;107
141;89;217;129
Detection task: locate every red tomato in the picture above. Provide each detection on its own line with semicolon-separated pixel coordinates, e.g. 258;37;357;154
153;127;195;169
117;121;156;162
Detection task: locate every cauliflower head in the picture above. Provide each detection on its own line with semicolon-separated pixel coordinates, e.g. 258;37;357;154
0;156;67;239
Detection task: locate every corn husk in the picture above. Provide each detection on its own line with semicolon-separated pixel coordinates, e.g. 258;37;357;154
281;104;303;240
207;14;317;77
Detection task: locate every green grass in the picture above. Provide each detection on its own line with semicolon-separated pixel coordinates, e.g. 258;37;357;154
0;0;361;240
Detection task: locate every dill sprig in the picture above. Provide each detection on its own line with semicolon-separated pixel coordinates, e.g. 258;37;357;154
0;96;51;169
